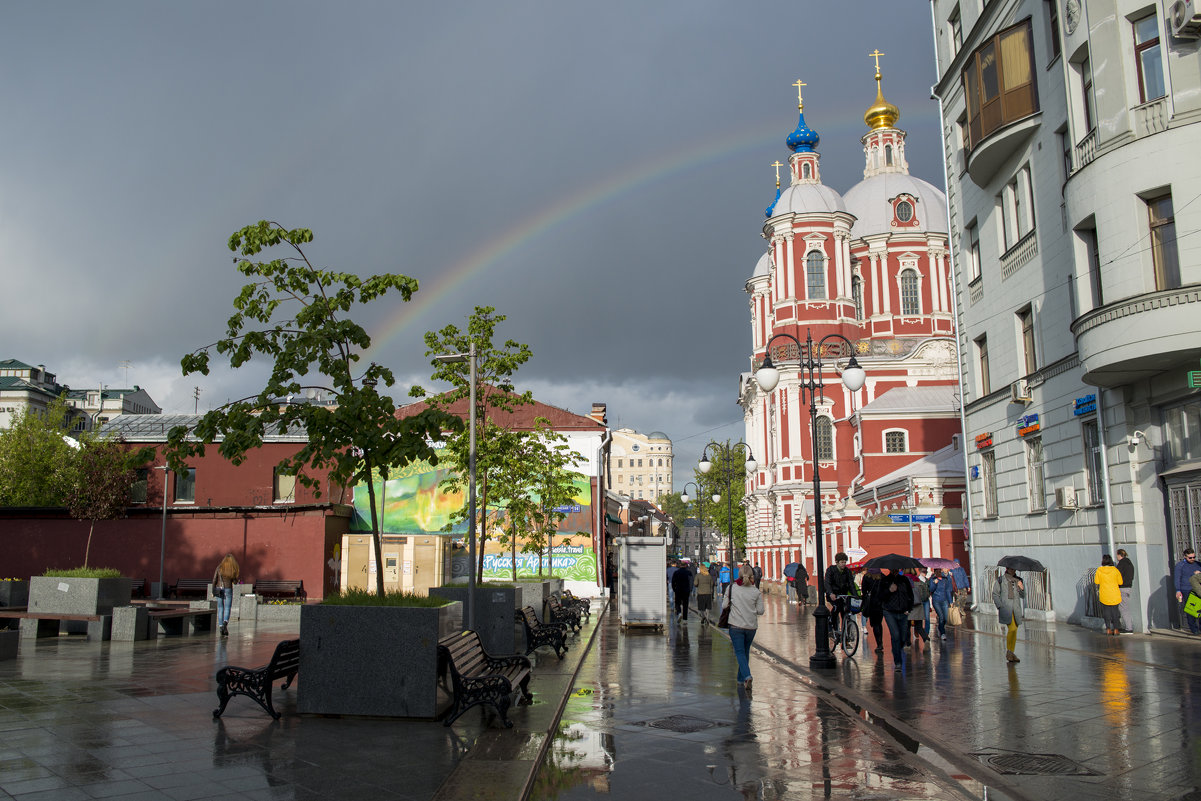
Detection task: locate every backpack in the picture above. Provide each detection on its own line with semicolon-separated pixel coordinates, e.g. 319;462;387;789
915;579;930;604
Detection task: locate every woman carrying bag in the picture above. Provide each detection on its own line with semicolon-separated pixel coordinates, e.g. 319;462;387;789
721;565;765;692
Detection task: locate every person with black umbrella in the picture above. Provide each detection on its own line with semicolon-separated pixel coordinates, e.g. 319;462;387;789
993;560;1029;663
878;568;914;670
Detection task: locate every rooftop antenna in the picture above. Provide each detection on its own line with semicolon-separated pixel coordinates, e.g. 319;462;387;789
119;360;132;386
193;386;202;414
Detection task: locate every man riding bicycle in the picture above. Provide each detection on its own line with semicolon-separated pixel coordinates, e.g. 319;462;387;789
824;552;859;634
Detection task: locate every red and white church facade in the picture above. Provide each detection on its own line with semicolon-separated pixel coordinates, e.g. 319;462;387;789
741;71;967;587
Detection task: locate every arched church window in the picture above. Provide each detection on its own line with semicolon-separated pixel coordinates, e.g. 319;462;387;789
901;269;920;314
885;145;893;166
852;275;864;321
806;251;826;299
802;162;812;179
815;416;834;460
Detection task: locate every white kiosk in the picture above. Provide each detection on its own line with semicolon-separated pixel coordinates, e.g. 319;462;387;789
615;536;667;629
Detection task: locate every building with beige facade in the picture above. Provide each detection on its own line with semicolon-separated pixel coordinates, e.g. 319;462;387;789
609;428;673;501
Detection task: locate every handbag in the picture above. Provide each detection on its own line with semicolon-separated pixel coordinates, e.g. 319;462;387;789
948;604;963;626
1184;592;1201;618
717;590;731;629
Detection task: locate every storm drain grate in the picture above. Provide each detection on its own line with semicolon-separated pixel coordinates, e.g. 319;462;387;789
640;714;721;733
970;752;1101;776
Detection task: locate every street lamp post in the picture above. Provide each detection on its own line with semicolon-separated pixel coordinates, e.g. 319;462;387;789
697;441;756;564
754;329;866;670
434;343;478;631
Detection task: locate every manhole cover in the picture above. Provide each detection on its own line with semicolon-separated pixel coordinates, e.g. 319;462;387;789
645;715;720;733
970;752;1100;776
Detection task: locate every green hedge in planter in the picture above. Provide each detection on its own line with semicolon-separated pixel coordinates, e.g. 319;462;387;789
42;567;122;579
320;589;453;608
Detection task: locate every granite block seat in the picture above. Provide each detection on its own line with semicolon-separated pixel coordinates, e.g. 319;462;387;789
10;612;112;641
516;606;567;658
438;629;532;728
213;638;300;719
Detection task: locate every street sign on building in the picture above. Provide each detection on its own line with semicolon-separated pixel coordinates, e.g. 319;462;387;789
888;514;937;524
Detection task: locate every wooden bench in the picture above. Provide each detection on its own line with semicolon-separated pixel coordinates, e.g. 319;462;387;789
148;607;216;637
253;580;306;601
438;630;532;728
6;611;112;641
170;579;211;599
516;606;567;658
547;595;582;633
129;579;147;598
213;638;300;719
557;590;591;622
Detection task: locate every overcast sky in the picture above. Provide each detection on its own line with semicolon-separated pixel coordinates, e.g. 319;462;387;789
2;2;944;489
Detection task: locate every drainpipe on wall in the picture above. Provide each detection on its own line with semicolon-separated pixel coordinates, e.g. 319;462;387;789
596;429;612;593
1096;389;1118;559
930;4;979;607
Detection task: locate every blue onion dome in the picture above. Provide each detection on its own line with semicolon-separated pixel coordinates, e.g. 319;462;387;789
765;187;782;218
786;109;820;153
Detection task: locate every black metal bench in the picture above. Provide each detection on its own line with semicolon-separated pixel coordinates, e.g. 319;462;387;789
516;605;567;658
170;579;210;599
557;590;591;622
547;595;582;633
129;579;147;598
254;580;306;601
213;638;300;719
438;630;532;728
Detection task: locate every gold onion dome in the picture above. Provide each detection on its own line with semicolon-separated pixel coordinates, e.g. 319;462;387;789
864;72;900;130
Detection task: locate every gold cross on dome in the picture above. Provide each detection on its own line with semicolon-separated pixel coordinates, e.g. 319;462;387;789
870;49;885;75
792;78;807;110
771;160;784;186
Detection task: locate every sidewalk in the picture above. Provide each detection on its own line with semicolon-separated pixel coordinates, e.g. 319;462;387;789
0;606;604;801
531;594;1201;801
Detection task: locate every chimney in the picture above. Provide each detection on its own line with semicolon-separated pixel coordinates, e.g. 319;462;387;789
589;403;607;424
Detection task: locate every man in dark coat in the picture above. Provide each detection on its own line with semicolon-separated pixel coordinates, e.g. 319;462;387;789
671;562;694;621
1116;548;1134;632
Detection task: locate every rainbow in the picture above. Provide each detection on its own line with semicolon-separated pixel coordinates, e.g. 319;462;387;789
365;105;938;355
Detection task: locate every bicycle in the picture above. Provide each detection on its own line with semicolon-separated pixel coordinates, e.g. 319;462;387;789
828;594;861;657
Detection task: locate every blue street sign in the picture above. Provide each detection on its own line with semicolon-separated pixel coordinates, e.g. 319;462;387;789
888;514;937;524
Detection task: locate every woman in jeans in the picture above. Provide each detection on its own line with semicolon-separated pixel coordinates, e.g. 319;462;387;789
211;552;240;636
929;568;954;639
879;569;915;670
723;565;765;692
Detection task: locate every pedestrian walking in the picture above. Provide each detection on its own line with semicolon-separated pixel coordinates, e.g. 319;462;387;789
879;569;914;670
718;562;733;595
908;567;931;644
796;563;809;605
723;564;765;692
696;563;716;625
929;568;953;639
752;561;763;589
993;567;1026;662
211;552;239;636
950;558;970;608
1175;548;1201;634
1094;555;1123;636
666;560;678;606
671;561;693;622
1116;549;1135;632
861;570;885;652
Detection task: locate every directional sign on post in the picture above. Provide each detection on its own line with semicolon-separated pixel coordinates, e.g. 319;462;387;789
888;514;937;524
845;546;868;560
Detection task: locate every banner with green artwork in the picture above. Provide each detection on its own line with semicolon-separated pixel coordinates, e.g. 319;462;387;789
479;542;598;582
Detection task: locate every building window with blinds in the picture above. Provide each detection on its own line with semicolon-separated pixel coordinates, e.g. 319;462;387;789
962;19;1039;151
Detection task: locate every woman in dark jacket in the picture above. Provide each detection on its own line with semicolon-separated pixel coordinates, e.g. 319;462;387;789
861;571;885;653
879;569;915;670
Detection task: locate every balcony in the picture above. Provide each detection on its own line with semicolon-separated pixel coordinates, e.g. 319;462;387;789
1000;230;1038;279
966;112;1041;186
1074;129;1097;172
1070;285;1201;386
1134;97;1168;138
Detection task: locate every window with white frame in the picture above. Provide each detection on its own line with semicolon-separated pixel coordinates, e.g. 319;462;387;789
884;430;908;453
997;166;1035;251
815;416;833;460
174;468;196;504
852;275;864;320
981;450;998;518
949;4;963;56
1025;436;1046;512
900;269;920;315
975;335;991;395
1133;13;1166;104
274;467;296;503
966;221;981;281
1082;419;1105;505
806;251;826;299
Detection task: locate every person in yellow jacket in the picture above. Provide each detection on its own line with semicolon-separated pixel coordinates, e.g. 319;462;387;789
1094;554;1123;636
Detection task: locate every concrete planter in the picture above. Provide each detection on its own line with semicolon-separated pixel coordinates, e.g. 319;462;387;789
28;576;132;615
0;581;29;607
430;586;517;655
298;601;462;718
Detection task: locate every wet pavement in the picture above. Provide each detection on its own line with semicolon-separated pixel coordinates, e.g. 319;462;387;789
2;595;1200;800
531;595;1201;801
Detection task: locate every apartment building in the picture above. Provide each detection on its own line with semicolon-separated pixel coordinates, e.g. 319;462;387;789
610;428;673;502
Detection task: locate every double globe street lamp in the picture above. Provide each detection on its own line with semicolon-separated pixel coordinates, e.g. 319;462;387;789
697;441;756;564
754;330;865;669
680;481;713;562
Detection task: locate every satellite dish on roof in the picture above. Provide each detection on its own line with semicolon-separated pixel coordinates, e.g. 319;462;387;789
306;388;317;399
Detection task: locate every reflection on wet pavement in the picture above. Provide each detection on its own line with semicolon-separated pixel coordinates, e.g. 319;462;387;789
531;612;972;800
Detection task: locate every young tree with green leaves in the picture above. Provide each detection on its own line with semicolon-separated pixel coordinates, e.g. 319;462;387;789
413;305;533;582
0;399;80;507
656;491;691;530
164;221;456;596
65;437;147;568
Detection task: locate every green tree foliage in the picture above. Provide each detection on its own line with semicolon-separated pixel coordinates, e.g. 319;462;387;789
695;440;749;555
414;306;533;582
64;437;143;568
0;400;79;507
164;221;456;596
656;491;691;528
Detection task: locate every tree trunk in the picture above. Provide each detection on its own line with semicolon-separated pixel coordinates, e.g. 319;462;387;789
476;473;490;584
364;461;385;596
83;520;95;568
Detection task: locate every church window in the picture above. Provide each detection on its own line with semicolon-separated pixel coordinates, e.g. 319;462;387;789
885;431;907;453
852;276;864;321
896;200;913;223
806;251;826;299
815;417;833;460
885;145;893;166
802;162;812;179
900;269;920;314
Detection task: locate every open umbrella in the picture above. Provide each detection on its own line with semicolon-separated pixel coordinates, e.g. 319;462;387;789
863;553;924;572
918;557;957;570
998;555;1045;572
783;562;801;578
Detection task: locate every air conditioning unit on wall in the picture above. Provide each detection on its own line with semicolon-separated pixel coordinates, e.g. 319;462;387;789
1010;379;1032;404
1172;0;1201;37
1055;487;1079;510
